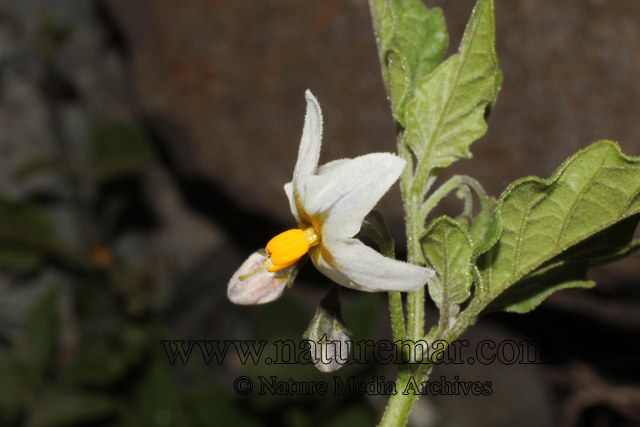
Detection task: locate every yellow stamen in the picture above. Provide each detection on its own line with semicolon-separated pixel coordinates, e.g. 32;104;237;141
266;227;319;272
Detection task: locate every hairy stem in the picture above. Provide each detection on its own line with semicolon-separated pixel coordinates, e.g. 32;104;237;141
363;211;407;342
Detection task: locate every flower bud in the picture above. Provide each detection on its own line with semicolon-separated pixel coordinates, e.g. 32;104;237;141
227;250;301;305
303;283;351;372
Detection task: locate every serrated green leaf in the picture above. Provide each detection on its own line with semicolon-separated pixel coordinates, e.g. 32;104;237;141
89;121;154;182
369;0;448;122
476;141;640;312
405;0;499;173
421;217;474;329
486;214;640;313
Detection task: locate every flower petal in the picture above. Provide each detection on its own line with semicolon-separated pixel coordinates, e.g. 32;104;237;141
290;90;323;211
310;238;434;292
284;159;350;223
303;153;406;239
228;251;292;305
315;158;350;176
283;182;302;224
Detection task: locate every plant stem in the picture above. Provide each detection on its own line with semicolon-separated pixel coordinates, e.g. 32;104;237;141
398;141;426;342
377;135;432;427
379;362;433;427
420;175;490;224
362;211;408;342
378;368;419;427
388;291;406;342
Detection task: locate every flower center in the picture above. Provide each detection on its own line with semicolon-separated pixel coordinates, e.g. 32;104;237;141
265;227;319;272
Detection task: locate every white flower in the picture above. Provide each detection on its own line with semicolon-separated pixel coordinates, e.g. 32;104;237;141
227;90;434;303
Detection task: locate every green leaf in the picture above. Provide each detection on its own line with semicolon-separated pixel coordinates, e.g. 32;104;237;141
484;259;594;313
421;217;474;328
483;214;639;313
476;141;640;312
369;0;448;122
484;68;503;119
404;0;499;173
89;121;155;182
552;213;640;262
591;238;640;267
468;196;497;247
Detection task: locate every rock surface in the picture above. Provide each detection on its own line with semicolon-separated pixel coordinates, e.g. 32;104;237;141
105;0;640;232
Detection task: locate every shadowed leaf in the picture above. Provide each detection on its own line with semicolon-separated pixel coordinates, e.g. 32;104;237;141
475;141;640;314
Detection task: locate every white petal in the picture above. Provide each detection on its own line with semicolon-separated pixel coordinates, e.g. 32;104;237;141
285;158;351;224
315;158;350;176
303;153;406;239
311;238;435;292
283;182;301;223
290;90;323;211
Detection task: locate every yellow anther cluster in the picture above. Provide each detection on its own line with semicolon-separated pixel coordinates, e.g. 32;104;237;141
265;227;319;272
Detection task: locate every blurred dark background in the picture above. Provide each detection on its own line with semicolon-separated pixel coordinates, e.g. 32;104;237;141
0;0;639;426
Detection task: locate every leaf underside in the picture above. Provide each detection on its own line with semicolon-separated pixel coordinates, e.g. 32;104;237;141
421;217;474;326
476;141;640;313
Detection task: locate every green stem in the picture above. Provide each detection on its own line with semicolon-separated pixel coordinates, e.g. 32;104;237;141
388;292;406;342
362;211;407;342
420;175;490;224
378;368;419;427
379;363;433;427
376;134;428;427
397;141;426;343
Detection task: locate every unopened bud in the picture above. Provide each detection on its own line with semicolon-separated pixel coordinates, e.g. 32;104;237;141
227;250;301;305
303;283;351;372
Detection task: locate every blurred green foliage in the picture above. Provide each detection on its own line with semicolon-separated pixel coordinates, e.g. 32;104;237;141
0;11;380;427
0;113;378;427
